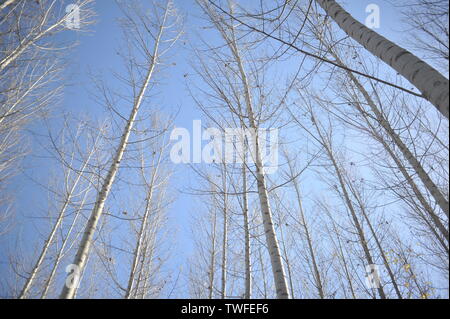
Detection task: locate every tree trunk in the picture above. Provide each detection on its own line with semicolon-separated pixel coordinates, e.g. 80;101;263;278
347;180;403;298
208;207;217;299
328;51;449;234
19;148;93;299
291;174;324;298
315;0;449;119
242;153;252;299
59;4;168;299
349;95;450;247
312;113;387;299
124;155;160;298
220;164;228;299
224;11;290;299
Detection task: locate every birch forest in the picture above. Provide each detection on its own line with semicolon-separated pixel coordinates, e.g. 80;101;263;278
0;0;448;299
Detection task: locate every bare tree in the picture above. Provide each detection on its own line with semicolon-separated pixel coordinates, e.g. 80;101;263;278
195;0;290;298
398;0;449;72
0;0;95;234
124;122;173;299
59;0;181;299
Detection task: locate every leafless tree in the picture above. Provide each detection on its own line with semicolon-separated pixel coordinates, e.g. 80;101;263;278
59;0;181;299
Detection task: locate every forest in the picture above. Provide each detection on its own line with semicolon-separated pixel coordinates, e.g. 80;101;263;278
0;0;448;299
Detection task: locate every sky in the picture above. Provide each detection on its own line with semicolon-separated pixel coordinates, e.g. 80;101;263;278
1;0;437;298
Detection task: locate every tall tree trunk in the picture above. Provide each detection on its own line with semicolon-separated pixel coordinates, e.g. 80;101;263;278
327;50;449;236
227;21;290;300
278;220;295;298
125;151;161;298
19;147;94;299
347;180;403;298
220;164;228;299
285;153;324;298
315;0;449;119
349;94;450;247
291;175;324;298
312;113;387;299
208;207;217;299
330;220;357;299
257;244;268;299
242;151;252;299
339;53;448;220
41;173;94;298
59;4;169;299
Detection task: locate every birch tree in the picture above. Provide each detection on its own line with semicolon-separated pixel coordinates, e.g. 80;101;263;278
196;0;290;298
283;150;324;298
291;98;387;298
399;0;449;72
59;0;180;299
0;0;94;233
210;0;449;118
17;118;104;298
124;122;173;299
314;0;449;118
305;15;449;242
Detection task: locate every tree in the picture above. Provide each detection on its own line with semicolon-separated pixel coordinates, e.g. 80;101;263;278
59;0;181;299
196;0;290;298
314;0;449;119
0;0;94;234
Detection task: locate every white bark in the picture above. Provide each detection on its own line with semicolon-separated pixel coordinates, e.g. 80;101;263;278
41;174;94;299
311;112;387;299
348;181;403;299
327;51;449;238
0;0;18;11
0;1;93;73
59;3;170;299
315;0;449;119
286;157;324;298
242;157;252;299
124;150;162;298
220;164;228;299
230;36;290;300
208;207;217;299
198;0;290;299
19;123;99;299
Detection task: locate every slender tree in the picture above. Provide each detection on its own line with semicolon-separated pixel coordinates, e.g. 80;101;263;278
60;0;180;299
314;0;449;119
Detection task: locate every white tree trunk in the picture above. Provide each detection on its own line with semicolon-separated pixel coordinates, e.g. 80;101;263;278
312;113;387;299
351;95;449;245
41;175;94;299
208;207;217;299
289;167;324;298
0;0;18;11
198;0;290;298
351;186;403;298
19;139;95;299
328;51;449;236
124;157;160;298
234;51;290;299
315;0;449;119
0;1;92;72
220;164;228;299
242;157;252;299
59;5;168;299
